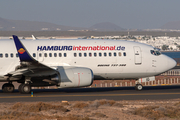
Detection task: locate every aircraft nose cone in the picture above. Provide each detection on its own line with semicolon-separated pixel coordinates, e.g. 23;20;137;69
167;57;176;70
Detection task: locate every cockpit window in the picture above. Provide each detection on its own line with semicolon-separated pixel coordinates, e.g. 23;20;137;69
150;49;161;56
151;50;156;55
156;51;161;55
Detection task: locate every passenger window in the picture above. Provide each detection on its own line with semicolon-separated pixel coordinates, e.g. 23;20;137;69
74;53;77;57
84;53;87;57
123;52;126;56
94;53;97;57
118;52;121;56
109;52;112;56
89;53;92;57
44;53;47;57
49;53;52;57
79;53;82;57
54;53;57;57
59;53;62;57
33;53;36;57
114;52;116;56
64;53;67;57
0;54;3;58
104;52;107;57
16;53;19;57
39;53;42;57
5;53;8;58
10;53;13;58
99;53;102;57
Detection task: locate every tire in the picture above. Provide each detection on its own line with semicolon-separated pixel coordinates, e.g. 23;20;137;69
20;84;31;94
2;84;7;93
135;84;143;91
18;84;23;93
2;83;14;93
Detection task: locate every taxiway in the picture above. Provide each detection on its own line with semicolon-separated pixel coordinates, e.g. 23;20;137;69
0;85;180;102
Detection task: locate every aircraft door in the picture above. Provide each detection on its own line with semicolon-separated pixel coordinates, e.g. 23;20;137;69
133;46;142;65
37;51;44;62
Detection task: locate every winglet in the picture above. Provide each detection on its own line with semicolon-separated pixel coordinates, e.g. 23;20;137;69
32;35;37;40
12;35;35;62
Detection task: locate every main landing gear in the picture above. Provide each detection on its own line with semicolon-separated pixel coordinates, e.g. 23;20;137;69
2;83;14;93
18;83;31;94
1;82;31;94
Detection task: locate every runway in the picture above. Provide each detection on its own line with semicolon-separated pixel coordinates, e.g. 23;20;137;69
0;85;180;102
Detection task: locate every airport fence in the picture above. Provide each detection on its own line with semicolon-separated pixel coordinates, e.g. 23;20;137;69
10;77;180;89
161;70;180;76
0;78;179;90
90;77;180;88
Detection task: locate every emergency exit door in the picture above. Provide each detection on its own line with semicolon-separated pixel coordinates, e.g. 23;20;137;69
133;46;142;65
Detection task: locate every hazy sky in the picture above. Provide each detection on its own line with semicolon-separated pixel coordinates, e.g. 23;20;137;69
0;0;180;29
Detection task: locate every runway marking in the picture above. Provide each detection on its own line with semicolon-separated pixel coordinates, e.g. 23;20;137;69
0;92;180;99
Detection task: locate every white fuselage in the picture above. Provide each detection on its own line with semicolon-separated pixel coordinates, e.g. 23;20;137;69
0;39;176;80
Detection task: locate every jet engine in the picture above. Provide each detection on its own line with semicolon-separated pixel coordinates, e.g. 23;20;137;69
57;67;94;88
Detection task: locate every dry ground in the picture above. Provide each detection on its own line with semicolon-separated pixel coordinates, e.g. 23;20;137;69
0;99;180;120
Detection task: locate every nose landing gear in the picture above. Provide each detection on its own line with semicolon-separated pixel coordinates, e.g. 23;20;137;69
135;84;143;91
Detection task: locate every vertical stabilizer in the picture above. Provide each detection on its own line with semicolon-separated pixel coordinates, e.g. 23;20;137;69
12;35;36;62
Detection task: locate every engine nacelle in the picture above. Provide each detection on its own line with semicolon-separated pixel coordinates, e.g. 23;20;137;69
57;67;94;88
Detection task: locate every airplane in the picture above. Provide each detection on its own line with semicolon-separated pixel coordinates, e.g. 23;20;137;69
0;35;176;93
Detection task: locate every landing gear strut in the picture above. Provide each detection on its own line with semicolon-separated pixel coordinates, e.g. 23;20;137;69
18;83;31;94
2;83;14;93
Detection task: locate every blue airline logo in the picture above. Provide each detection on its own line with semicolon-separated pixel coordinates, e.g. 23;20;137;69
37;46;72;51
37;45;125;51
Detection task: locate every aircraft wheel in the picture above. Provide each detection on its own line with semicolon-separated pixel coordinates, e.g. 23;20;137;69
135;84;143;91
2;83;14;93
20;84;31;94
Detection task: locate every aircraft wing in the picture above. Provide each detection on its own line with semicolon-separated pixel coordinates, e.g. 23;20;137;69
6;35;57;79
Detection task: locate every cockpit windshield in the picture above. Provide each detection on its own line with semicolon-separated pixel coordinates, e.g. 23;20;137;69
150;48;161;56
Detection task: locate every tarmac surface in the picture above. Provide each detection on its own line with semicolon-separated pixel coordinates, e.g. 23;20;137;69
0;85;180;102
0;85;180;103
